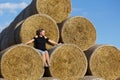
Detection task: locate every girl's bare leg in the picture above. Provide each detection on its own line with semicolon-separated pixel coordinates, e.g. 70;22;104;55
42;53;48;67
45;51;50;66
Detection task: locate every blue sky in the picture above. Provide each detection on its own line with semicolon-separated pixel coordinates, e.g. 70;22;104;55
0;0;120;49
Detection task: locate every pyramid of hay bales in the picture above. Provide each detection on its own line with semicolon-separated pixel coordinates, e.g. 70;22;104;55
0;0;120;80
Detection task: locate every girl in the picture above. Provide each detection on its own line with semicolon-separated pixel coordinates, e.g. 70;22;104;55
25;29;59;67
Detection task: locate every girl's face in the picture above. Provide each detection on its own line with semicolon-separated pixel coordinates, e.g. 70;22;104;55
40;30;45;36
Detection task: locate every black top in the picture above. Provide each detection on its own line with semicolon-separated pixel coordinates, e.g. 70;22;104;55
34;36;49;51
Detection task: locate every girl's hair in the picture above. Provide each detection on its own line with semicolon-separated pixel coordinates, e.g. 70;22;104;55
36;29;44;35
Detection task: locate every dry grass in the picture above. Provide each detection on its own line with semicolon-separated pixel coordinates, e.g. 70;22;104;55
85;45;120;80
39;77;60;80
79;76;105;80
60;16;96;51
15;14;59;50
49;44;87;80
36;0;71;23
0;44;44;80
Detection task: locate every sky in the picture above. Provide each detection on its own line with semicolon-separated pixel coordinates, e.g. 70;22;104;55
0;0;120;49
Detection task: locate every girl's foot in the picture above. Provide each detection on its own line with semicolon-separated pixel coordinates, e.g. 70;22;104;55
44;63;48;67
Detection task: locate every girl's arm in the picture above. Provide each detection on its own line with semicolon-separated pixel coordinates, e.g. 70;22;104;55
48;39;58;45
25;39;34;45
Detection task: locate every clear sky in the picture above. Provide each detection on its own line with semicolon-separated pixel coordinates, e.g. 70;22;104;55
0;0;120;49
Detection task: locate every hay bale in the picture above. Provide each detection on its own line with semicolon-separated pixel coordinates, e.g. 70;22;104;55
36;0;71;23
59;16;96;51
0;27;9;51
7;0;71;31
0;21;24;51
79;76;105;80
15;14;59;50
39;77;60;80
0;44;44;80
84;45;120;80
49;44;87;80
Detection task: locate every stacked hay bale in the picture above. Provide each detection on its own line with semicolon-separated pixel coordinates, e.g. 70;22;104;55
0;0;72;79
0;44;44;80
0;0;119;80
0;0;71;51
0;14;59;51
58;16;96;51
84;45;120;80
48;44;88;80
4;0;71;33
14;14;59;50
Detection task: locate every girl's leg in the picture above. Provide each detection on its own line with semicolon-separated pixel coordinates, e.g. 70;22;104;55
42;53;48;67
45;51;50;66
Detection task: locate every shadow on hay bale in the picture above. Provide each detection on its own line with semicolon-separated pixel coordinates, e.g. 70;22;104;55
116;77;120;80
84;44;120;80
58;16;96;51
0;44;44;80
43;67;52;77
47;44;87;80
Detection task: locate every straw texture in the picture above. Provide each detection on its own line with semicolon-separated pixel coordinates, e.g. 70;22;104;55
85;45;120;80
79;76;105;80
0;44;44;80
39;77;60;80
37;0;71;23
59;16;96;51
15;14;59;50
49;44;87;80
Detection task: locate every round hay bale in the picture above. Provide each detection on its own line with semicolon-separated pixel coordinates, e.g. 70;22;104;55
79;76;105;80
84;45;120;80
39;77;60;80
36;0;71;23
7;0;71;32
0;44;44;80
15;14;59;50
59;16;96;51
0;21;24;51
0;27;9;51
49;44;87;80
0;27;13;51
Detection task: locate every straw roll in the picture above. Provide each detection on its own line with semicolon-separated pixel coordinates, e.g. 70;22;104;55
37;0;71;23
15;14;59;50
0;21;24;51
60;16;96;51
8;0;71;30
0;44;44;80
49;44;87;80
84;45;120;80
